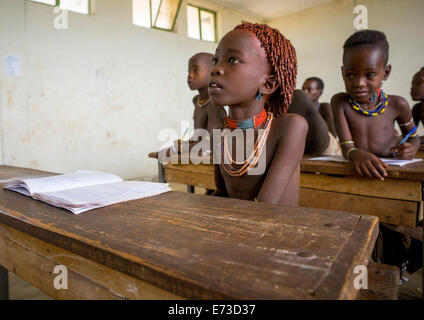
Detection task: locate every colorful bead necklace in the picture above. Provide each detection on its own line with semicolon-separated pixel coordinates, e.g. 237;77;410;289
225;109;268;129
197;96;210;107
221;111;273;176
348;88;388;116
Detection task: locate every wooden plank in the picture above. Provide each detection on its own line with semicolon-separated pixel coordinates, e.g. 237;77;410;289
0;165;379;299
300;188;418;227
164;163;216;190
0;224;183;300
358;263;399;300
0;265;8;300
300;173;422;201
311;216;379;299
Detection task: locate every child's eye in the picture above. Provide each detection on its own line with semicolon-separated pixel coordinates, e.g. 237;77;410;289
345;73;355;79
367;72;376;78
212;58;218;65
228;57;240;64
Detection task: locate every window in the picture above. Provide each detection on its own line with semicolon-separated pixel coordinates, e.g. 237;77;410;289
60;0;90;14
187;5;216;42
31;0;58;5
31;0;90;14
133;0;182;31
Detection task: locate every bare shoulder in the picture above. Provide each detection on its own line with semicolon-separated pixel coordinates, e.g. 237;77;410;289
388;95;410;113
331;92;349;105
272;113;308;134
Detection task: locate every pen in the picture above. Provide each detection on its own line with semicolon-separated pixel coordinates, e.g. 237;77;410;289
181;127;189;141
398;126;417;146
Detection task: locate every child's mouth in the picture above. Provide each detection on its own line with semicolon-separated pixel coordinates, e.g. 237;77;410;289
209;82;223;93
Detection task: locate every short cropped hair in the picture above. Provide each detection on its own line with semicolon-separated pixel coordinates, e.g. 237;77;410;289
343;30;389;65
305;77;324;91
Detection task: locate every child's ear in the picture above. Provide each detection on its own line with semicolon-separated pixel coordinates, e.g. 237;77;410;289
383;64;392;81
262;75;279;95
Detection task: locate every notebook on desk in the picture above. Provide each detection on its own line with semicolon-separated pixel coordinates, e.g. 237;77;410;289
3;170;171;214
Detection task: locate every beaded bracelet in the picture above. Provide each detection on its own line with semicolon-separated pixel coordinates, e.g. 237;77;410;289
399;119;413;127
346;147;359;160
340;140;354;146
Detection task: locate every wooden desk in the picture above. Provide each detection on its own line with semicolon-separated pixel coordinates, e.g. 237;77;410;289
0;165;379;300
149;152;424;228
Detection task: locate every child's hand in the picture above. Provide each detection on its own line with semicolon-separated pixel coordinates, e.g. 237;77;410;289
350;149;389;180
391;142;416;160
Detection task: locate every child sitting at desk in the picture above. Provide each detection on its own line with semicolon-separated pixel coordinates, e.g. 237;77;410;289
331;30;419;180
288;89;341;156
188;53;227;133
210;22;308;206
411;67;424;149
302;77;338;139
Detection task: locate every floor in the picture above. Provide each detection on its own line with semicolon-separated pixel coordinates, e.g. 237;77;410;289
6;182;423;300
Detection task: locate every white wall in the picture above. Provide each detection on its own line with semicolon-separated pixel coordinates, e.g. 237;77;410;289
0;0;262;178
268;0;424;131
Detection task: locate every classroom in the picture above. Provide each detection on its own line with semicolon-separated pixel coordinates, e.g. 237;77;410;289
0;0;423;303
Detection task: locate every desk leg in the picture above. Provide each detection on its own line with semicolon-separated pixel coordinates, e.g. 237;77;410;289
187;185;195;193
0;265;9;300
158;160;165;183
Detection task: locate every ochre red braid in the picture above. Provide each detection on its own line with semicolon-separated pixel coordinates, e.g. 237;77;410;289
234;22;298;117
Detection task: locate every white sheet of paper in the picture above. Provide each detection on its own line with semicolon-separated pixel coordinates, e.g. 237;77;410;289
33;181;172;214
308;155;423;167
5;55;21;76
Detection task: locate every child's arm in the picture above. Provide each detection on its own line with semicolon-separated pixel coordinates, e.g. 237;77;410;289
392;97;419;159
319;103;338;138
331;94;388;180
256;115;308;204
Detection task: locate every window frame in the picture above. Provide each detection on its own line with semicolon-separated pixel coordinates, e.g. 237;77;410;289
187;4;217;42
133;0;183;32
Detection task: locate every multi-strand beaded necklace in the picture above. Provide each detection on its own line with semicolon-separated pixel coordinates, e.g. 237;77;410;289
221;109;273;176
348;88;388;116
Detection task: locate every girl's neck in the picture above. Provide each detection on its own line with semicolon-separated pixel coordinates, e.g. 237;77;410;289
197;87;209;101
228;101;265;120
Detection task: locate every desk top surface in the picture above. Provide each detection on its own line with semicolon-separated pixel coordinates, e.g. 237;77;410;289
148;151;424;181
0;165;378;299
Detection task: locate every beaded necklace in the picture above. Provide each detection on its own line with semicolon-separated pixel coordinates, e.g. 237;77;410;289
197;96;210;107
221;111;273;176
225;109;268;129
348;88;388;116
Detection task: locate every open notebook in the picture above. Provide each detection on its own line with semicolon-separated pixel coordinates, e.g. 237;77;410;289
3;170;171;214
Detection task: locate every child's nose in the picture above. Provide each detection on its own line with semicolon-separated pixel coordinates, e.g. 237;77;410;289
353;77;367;88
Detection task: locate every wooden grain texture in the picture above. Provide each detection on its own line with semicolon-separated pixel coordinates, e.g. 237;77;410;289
164;163;216;190
0;224;183;300
300;188;418;227
358;263;400;300
300;173;422;201
149;152;424;181
0;166;379;300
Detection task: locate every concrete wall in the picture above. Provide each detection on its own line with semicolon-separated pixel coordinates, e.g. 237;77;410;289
268;0;424;132
0;0;262;178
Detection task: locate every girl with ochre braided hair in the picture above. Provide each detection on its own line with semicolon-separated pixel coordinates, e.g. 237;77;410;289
209;22;308;206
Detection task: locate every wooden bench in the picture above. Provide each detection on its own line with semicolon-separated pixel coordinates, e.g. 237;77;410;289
358;262;400;300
